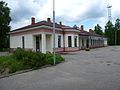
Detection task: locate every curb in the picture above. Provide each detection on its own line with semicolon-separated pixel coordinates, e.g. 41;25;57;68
0;61;65;79
0;65;52;79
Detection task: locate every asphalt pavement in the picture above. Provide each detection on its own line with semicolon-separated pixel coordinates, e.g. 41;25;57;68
0;46;120;90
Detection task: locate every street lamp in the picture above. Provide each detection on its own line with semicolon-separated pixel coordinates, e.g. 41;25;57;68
53;0;56;65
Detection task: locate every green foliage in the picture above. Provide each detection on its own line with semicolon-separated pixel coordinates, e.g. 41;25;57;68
13;48;27;60
9;60;25;73
104;21;115;45
0;55;25;73
0;48;64;74
0;1;11;50
23;52;46;68
104;19;120;45
46;52;64;65
94;24;103;35
14;48;47;68
115;18;120;45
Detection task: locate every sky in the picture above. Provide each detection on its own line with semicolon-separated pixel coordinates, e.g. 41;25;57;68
3;0;120;31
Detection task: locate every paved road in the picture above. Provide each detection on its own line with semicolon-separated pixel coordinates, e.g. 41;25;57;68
0;46;120;90
0;52;9;56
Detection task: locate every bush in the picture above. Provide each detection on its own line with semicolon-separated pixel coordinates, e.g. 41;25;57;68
0;48;8;52
0;55;25;73
0;55;13;73
14;48;47;68
9;60;25;73
0;48;65;74
46;52;64;65
13;48;27;60
23;52;46;68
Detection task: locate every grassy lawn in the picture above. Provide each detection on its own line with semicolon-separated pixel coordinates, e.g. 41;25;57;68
0;48;64;75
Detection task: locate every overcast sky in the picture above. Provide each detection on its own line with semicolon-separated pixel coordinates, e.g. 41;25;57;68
4;0;120;31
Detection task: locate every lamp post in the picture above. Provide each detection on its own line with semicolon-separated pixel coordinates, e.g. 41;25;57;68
53;0;56;65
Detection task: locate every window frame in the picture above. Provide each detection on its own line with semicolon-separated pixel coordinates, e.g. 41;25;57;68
58;35;61;48
22;36;25;48
74;36;77;47
68;36;72;47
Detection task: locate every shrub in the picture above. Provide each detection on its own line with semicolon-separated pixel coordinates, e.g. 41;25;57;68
23;52;46;68
14;48;47;68
14;48;27;60
9;60;25;73
46;52;64;65
0;56;12;73
0;55;27;73
0;49;65;74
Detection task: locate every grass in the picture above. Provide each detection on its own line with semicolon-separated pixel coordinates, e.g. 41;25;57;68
0;48;65;74
0;55;26;74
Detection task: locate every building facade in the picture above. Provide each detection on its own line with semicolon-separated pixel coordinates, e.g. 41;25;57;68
9;17;107;53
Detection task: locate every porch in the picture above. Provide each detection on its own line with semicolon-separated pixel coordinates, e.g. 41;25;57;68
33;34;52;53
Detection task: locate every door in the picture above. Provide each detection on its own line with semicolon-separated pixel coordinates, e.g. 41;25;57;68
36;36;40;52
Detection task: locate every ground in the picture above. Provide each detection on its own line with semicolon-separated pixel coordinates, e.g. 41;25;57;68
0;52;9;56
0;46;120;90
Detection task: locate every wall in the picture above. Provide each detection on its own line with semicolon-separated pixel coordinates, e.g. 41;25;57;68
10;34;34;50
64;34;79;51
10;35;22;48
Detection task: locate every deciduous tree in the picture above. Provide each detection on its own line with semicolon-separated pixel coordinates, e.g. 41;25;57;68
0;1;11;51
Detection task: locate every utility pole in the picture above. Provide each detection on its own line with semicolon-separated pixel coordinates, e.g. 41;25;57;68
53;0;56;65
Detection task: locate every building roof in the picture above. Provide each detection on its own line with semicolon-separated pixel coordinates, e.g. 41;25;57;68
79;30;90;36
10;18;77;33
9;17;105;38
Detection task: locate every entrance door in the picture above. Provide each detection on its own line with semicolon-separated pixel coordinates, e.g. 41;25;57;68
86;38;89;48
36;36;40;52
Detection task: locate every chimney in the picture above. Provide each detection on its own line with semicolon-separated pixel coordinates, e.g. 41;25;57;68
47;18;51;22
59;21;62;25
31;17;35;25
89;29;92;32
81;25;84;31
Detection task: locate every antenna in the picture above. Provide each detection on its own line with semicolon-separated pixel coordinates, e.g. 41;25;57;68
107;4;112;22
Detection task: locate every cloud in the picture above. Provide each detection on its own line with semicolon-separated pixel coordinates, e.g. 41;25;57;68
4;0;120;30
4;0;41;29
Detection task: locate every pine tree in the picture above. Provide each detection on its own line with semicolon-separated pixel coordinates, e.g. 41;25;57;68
104;21;115;45
94;24;103;35
115;18;120;45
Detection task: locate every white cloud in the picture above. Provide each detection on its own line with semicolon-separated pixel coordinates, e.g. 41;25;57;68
4;0;120;30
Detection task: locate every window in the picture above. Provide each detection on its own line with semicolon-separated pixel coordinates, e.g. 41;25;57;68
22;36;24;48
58;35;61;48
74;36;77;47
82;39;84;46
68;36;72;47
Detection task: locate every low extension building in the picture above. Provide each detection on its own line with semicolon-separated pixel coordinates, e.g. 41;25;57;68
9;17;107;53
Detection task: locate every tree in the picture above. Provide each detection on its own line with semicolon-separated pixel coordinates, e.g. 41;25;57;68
114;18;120;45
73;24;79;29
94;24;103;35
104;21;115;45
0;1;11;51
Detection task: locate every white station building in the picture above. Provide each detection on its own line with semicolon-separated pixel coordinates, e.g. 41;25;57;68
9;17;107;53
